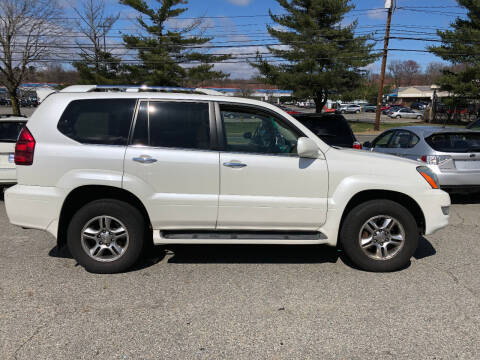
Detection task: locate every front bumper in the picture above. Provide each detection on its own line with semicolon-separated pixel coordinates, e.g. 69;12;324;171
5;185;65;238
416;189;451;235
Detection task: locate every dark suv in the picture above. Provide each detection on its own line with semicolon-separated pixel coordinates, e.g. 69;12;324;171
293;113;361;149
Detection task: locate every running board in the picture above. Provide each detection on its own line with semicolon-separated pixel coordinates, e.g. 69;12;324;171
153;230;328;245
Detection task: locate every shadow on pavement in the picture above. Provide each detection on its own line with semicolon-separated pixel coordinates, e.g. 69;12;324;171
449;192;480;204
49;238;434;271
165;244;340;265
413;236;436;260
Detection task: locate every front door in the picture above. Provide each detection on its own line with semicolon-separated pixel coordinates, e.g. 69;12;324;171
216;104;328;231
123;100;219;230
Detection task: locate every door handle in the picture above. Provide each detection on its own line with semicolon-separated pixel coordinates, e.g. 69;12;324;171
223;162;247;168
133;155;157;164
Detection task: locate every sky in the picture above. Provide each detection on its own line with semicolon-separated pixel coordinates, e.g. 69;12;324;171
64;0;467;79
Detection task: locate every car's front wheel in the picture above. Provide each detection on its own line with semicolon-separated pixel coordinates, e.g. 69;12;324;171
340;199;419;272
396;115;401;119
67;199;146;273
416;115;423;119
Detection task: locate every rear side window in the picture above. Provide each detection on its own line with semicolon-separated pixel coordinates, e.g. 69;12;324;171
0;122;25;142
390;130;420;149
57;99;137;145
426;132;480;153
131;101;210;150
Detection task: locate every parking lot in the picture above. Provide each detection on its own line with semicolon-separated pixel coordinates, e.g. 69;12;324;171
1;193;479;359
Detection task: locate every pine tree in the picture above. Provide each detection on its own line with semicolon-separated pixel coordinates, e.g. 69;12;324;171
251;0;378;113
429;0;480;102
119;0;231;86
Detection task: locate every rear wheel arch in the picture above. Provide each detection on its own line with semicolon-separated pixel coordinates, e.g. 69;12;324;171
57;185;151;249
339;190;426;235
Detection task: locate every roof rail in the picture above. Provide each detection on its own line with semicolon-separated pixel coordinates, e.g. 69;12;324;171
59;85;223;96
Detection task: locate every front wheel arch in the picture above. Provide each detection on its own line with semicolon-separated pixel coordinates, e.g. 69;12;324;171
339;190;426;236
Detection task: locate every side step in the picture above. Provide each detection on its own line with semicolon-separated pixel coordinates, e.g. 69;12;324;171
154;230;328;245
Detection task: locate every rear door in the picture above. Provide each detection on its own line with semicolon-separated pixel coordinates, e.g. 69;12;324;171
123;100;219;230
215;103;328;230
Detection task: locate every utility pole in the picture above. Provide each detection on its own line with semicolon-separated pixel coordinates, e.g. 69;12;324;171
374;0;394;131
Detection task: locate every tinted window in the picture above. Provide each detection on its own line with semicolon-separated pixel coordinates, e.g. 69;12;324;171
58;99;136;145
373;131;394;148
221;105;300;155
148;101;210;150
295;115;355;147
426;132;480;153
390;130;420;149
0;122;25;142
131;101;148;146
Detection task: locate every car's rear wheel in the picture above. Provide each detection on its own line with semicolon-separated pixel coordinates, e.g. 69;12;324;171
396;115;401;119
67;199;146;273
416;115;422;119
340;200;419;272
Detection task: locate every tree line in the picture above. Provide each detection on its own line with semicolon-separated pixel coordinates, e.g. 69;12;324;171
1;0;479;115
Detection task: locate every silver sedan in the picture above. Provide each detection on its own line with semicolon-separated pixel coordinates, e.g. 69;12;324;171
363;126;480;191
389;108;424;120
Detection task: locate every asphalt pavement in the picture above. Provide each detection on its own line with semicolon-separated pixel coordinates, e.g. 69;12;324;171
1;193;479;359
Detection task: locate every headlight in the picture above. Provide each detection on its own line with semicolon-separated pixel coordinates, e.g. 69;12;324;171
417;166;440;189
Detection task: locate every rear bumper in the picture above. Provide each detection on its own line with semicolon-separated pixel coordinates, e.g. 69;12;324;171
416;189;451;235
0;168;16;184
5;185;64;237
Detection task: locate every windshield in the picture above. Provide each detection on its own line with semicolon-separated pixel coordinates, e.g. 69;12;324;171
0;121;25;142
426;132;480;153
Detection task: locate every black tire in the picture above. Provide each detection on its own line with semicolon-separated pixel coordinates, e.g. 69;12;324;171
356;110;360;114
339;199;419;272
396;115;401;119
416;115;422;119
67;199;146;273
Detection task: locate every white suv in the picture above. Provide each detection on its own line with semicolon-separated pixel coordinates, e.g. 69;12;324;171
5;85;451;273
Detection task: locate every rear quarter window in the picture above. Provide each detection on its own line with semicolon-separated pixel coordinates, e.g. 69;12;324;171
57;99;137;145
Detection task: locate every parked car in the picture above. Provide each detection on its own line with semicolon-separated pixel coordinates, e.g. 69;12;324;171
364;104;377;112
340;104;362;114
5;85;450;273
410;102;428;111
0;115;28;189
466;118;480;130
276;104;302;115
0;97;11;106
389;108;423;120
364;126;480;191
293;113;362;149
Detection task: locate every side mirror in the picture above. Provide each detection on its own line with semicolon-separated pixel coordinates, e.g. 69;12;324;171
243;132;252;139
297;137;320;158
363;141;372;148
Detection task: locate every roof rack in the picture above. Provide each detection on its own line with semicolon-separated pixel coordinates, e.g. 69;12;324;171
59;85;223;96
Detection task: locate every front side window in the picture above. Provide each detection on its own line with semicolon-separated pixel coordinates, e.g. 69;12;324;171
373;131;394;148
131;101;210;150
220;105;300;155
58;99;137;145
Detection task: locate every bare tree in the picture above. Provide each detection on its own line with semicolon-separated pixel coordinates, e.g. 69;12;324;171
424;62;446;85
73;0;120;74
388;60;421;88
0;0;64;115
